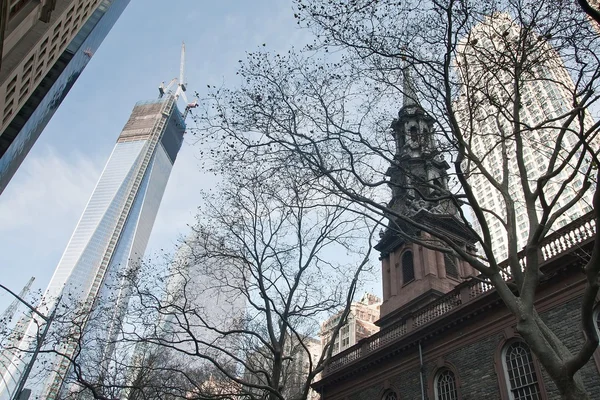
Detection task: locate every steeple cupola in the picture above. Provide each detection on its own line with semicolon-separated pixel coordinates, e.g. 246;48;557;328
386;67;458;220
393;68;437;156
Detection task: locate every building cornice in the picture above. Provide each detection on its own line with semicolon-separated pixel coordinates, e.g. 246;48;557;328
375;211;477;257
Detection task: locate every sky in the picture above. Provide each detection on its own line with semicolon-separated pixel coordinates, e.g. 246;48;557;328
0;0;361;314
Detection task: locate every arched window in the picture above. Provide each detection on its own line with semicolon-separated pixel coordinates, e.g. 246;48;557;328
402;251;415;284
382;390;398;400
434;368;459;400
444;253;459;279
502;341;542;400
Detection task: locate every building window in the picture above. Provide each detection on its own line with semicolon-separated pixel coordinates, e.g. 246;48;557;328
6;75;17;93
502;341;542;400
9;0;31;19
382;390;398;400
402;251;415;284
435;368;459;400
3;100;14;117
444;253;459;278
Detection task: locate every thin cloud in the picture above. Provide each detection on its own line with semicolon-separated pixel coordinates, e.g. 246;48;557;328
0;148;100;233
0;149;101;309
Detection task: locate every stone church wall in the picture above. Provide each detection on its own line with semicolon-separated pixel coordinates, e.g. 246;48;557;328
322;295;600;399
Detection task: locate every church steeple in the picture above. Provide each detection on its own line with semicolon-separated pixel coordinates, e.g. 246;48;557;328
374;67;478;328
386;67;457;219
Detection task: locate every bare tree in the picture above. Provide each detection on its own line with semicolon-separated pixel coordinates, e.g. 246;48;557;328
192;1;600;398
123;167;373;400
577;0;600;26
123;343;237;400
21;272;244;400
52;165;375;400
0;281;171;400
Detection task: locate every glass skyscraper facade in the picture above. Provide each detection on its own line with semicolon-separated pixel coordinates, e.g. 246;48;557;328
1;95;185;399
0;0;131;194
122;229;246;399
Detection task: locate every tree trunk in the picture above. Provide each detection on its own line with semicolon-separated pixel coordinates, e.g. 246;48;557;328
559;378;591;400
270;350;283;400
516;315;591;400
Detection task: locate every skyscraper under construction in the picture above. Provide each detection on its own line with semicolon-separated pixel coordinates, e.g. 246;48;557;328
1;45;194;399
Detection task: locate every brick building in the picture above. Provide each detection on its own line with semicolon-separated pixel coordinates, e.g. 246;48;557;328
320;293;382;356
312;74;600;400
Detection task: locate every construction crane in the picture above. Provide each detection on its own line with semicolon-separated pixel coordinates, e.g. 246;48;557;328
158;42;198;119
158;78;177;97
0;277;35;327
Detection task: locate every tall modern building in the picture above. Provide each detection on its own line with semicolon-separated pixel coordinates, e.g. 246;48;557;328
455;13;596;261
0;277;34;384
160;231;246;347
1;90;187;399
123;233;246;399
0;0;130;195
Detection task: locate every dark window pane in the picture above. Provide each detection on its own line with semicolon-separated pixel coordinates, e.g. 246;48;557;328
402;251;415;284
444;253;459;278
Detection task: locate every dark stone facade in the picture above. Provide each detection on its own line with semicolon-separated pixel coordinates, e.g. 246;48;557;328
539;297;600;398
432;334;502;400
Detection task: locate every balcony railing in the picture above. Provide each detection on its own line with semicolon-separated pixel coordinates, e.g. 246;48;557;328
323;212;596;375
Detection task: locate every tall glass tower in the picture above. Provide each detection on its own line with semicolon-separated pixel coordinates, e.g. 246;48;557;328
1;93;186;399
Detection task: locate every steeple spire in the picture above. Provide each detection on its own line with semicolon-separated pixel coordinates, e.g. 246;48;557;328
388;64;458;219
402;66;419;108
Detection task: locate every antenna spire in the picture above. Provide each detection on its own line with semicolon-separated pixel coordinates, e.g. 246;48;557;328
157;42;197;119
174;42;187;100
158;42;187;100
179;42;186;93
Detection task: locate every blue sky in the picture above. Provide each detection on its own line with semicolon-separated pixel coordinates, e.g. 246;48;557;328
0;0;319;312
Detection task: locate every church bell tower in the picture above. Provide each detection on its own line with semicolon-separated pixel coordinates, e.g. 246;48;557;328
375;68;478;328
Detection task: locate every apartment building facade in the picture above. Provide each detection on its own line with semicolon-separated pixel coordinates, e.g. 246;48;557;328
320;293;382;356
0;0;130;194
455;13;597;261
